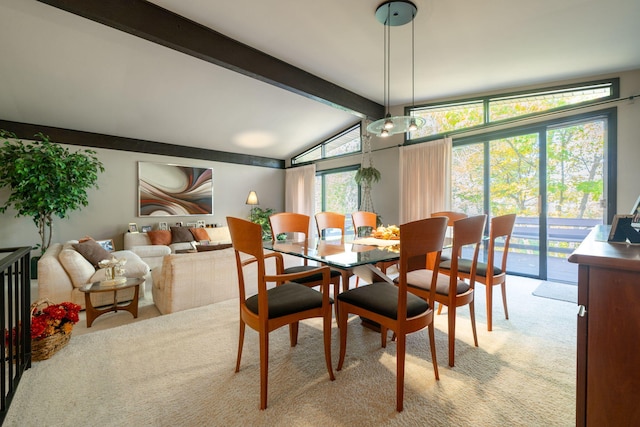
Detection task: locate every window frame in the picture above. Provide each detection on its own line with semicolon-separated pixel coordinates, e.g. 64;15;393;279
292;122;362;165
406;78;619;144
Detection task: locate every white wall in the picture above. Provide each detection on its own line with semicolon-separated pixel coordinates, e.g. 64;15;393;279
0;146;284;252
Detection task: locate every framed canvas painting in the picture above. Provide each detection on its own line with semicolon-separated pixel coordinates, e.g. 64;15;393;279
138;162;213;216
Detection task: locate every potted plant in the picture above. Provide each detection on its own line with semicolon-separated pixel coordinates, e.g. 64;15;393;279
248;206;276;241
0;130;105;275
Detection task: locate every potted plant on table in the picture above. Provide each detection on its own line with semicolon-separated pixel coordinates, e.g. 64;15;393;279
0;130;105;276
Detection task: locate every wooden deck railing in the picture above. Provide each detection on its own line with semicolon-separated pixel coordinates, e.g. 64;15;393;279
0;247;32;423
510;217;602;254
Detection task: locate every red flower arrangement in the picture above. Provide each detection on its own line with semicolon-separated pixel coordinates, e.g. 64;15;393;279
30;301;81;340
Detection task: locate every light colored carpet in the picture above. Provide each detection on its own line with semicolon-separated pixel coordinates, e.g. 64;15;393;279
8;277;576;426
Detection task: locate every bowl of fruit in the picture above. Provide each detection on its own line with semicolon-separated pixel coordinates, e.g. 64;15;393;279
371;225;400;240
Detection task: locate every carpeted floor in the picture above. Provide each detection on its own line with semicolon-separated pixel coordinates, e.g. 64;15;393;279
8;276;577;426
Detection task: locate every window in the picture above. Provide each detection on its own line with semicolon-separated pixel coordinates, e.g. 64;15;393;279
315;166;359;235
408;79;618;142
292;123;362;165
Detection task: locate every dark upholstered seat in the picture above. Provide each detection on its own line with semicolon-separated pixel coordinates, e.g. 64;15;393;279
337;282;428;320
245;282;333;318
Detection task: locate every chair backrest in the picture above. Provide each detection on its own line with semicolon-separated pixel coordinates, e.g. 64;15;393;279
487;213;517;273
227;216;270;302
269;212;310;242
431;211;468;226
351;211;377;236
449;214;487;283
315;212;345;237
397;216;448;316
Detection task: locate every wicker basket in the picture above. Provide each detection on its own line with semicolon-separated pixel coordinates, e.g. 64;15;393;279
30;299;73;361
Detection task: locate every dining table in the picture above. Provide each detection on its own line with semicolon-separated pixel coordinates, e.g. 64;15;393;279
263;235;401;292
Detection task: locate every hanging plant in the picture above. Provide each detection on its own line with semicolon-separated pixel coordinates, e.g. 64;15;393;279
356;130;380;213
355;166;381;185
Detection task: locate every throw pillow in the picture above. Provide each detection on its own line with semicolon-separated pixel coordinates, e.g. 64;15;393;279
147;230;172;246
72;239;112;268
171;226;194;243
190;227;209;241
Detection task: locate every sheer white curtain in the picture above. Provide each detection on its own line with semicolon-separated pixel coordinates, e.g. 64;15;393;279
285;164;316;234
399;137;452;223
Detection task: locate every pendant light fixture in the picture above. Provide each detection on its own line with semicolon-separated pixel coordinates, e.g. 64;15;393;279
367;1;425;138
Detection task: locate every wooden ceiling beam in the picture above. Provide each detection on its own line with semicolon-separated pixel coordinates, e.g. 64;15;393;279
36;0;384;120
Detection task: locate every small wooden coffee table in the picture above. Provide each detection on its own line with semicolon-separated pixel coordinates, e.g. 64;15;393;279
79;277;144;327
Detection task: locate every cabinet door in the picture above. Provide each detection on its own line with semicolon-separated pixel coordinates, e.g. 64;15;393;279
586;267;640;425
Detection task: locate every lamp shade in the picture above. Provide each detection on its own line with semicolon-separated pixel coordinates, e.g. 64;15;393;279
245;191;259;205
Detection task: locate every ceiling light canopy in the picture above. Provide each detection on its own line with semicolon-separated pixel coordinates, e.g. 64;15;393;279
367;1;425;138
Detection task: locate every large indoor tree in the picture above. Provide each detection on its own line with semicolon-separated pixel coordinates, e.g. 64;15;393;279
0;130;104;254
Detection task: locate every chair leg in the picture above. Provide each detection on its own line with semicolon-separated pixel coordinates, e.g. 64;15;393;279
235;320;245;373
381;326;388;348
337;304;349;371
486;282;493;331
323;307;335;381
396;333;406;412
428;323;439;380
259;330;269;410
289;321;299;347
437;302;443;315
501;282;509;320
470;300;478;347
448;305;457;367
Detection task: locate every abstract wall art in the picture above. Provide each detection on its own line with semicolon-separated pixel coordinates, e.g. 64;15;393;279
138;162;213;216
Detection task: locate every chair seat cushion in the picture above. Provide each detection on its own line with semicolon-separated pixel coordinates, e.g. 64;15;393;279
403;270;471;296
284;265;341;284
440;259;502;276
245;282;331;319
337;282;429;320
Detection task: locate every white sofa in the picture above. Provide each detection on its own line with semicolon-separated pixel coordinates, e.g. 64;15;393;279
123;226;232;271
38;241;150;309
151;247;242;315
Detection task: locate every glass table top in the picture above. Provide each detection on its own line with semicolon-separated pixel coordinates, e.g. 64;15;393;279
263;236;400;269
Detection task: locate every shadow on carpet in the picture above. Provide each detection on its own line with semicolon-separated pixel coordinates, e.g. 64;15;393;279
532;280;578;304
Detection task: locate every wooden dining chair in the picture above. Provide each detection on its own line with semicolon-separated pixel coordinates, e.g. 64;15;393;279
443;213;517;331
315;211;345;238
226;216;335;410
404;214;487;367
269;212;342;313
314;211;353;290
351;211;397;287
337;216;447;412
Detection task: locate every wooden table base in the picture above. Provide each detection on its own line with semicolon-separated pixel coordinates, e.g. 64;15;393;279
83;283;140;327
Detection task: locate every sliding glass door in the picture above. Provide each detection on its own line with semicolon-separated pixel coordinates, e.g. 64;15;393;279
452;111;611;283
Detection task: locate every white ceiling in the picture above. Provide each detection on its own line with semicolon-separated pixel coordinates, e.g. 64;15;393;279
1;0;639;160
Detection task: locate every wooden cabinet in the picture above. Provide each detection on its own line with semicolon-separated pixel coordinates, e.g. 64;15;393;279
568;225;640;426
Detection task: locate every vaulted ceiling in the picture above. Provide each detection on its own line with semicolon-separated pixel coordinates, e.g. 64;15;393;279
1;0;639;161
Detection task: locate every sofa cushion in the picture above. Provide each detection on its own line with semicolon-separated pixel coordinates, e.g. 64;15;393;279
147;230;172;246
72;239;112;268
190;227;209;241
59;247;97;288
171;226;193;243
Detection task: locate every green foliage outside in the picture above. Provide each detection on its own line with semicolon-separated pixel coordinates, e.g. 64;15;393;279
0;130;104;254
249;206;276;241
